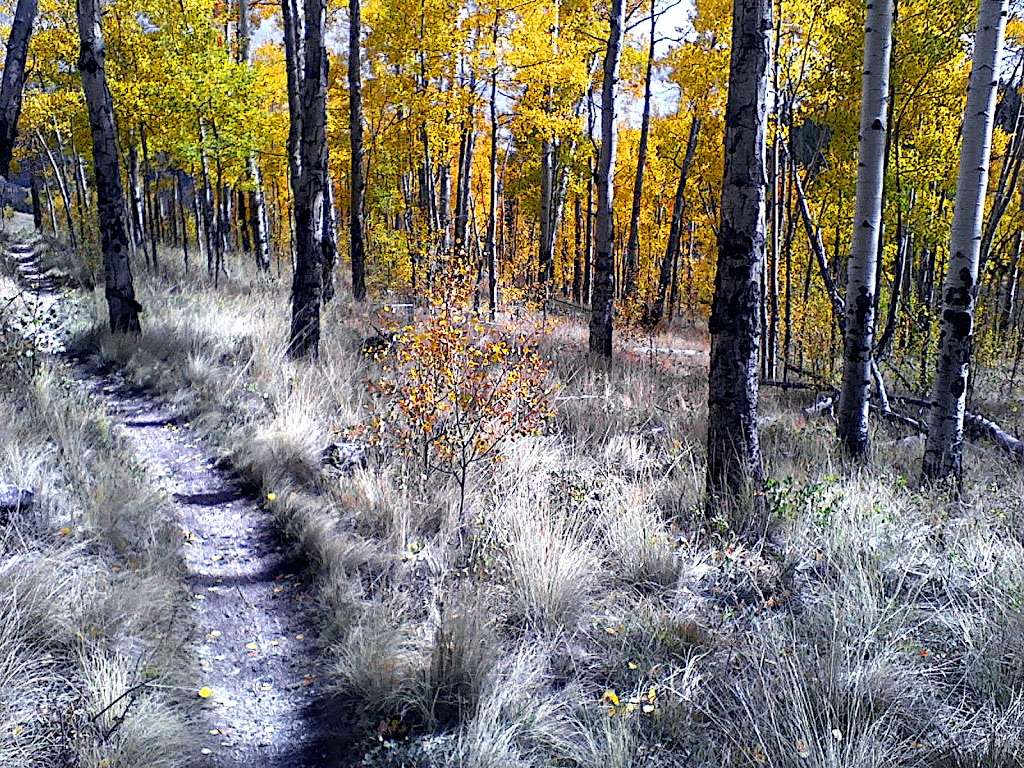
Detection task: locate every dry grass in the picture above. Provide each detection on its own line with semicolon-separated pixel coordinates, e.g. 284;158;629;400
55;245;1024;767
0;239;193;767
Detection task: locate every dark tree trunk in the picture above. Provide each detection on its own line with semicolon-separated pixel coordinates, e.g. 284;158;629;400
572;195;583;302
0;0;37;178
588;0;625;356
538;138;554;284
583;109;593;306
178;174;191;272
76;0;141;333
282;0;304;267
141;124;159;270
30;171;42;230
453;94;476;255
288;0;328;358
651;116;699;324
486;14;500;319
349;0;367;300
705;0;771;511
621;0;656;301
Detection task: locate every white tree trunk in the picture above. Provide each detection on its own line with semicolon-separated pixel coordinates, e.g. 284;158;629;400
924;0;1009;480
837;0;895;457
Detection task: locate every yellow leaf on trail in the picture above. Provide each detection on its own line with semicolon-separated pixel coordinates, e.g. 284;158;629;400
197;686;214;699
602;689;620;706
59;526;71;536
266;492;277;502
245;642;259;651
796;738;811;758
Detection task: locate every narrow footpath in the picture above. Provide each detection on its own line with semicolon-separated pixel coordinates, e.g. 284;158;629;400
4;236;335;768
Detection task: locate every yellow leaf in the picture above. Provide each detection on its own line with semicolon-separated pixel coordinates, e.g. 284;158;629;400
796;738;810;758
245;642;259;651
197;686;214;699
602;689;620;706
266;492;277;502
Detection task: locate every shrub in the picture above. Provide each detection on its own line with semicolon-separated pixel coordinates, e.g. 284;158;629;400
364;260;553;523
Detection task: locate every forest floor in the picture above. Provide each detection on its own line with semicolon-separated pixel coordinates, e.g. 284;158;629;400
3;216;1024;767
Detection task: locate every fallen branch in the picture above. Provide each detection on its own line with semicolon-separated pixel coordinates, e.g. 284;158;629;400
964;412;1024;462
803;396;834;417
768;383;1022;462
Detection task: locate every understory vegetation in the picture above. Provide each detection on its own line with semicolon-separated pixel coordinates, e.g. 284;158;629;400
0;265;193;768
57;246;1024;767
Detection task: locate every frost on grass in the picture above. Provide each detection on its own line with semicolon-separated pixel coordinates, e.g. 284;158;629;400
76;254;1024;767
0;356;190;768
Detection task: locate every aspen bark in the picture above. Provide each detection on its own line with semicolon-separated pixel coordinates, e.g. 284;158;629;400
622;0;656;301
282;0;304;239
76;0;141;333
705;0;772;509
0;0;36;178
924;0;1008;481
651;116;699;324
837;0;894;457
239;0;272;272
141;124;159;270
539;139;554;284
486;13;500;320
588;0;625;357
288;0;329;358
37;130;78;251
128;142;146;251
349;0;367;300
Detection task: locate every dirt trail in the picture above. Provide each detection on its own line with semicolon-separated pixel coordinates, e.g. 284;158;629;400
3;236;334;767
